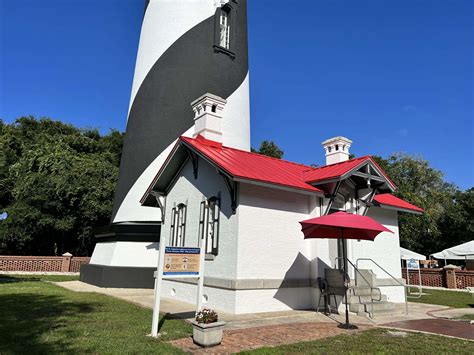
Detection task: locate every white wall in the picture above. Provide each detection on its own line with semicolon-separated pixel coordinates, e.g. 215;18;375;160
161;279;237;314
351;207;405;302
351;207;401;278
162;158;239;280
237;183;314;280
161;281;315;314
235;288;314;313
90;241;159;267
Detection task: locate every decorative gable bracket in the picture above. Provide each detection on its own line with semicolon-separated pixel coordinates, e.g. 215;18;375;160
220;172;238;214
150;191;166;222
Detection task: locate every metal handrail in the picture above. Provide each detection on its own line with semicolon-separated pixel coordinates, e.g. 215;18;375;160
404;266;424;298
356;258;423;316
333;257;382;318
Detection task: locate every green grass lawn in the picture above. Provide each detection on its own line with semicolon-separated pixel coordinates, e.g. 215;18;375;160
408;288;473;308
456;314;474;321
1;275;472;354
241;328;474;354
0;274;192;354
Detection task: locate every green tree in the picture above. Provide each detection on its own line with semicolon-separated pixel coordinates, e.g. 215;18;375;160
0;117;123;256
372;154;471;255
251;140;284;159
437;188;474;250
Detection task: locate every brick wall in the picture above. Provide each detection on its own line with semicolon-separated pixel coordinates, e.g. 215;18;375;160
0;255;90;273
454;270;474;289
69;257;91;272
402;267;474;289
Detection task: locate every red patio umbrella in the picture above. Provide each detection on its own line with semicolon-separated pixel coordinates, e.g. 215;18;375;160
300;211;393;329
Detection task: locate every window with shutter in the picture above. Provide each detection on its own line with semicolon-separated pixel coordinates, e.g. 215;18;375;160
199;197;220;256
170;203;187;247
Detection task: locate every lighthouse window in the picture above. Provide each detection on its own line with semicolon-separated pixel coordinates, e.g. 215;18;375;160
170;203;187;247
219;10;230;49
199;197;220;256
213;5;235;58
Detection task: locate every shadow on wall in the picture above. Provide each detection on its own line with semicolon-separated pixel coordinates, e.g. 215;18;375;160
315;257;344;311
272;254;345;312
315;257;332;279
146;243;159;251
273;252;313;309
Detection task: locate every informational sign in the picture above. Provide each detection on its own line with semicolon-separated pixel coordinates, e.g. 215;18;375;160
152;242;205;337
163;247;200;276
407;258;420;269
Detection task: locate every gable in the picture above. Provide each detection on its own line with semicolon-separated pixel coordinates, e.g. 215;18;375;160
303;156;396;192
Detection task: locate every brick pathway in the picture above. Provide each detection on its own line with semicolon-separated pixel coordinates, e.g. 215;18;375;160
168;322;370;353
383;319;474;340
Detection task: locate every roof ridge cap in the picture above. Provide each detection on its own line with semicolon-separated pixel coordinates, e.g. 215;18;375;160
303;155;372;172
181;136;312;169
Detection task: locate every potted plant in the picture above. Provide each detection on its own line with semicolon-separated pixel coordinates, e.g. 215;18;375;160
192;308;225;347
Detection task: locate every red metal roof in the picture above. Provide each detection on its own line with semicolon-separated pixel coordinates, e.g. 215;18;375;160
303;156;371;183
373;194;424;213
179;135;399;195
181;135;322;193
303;156;396;189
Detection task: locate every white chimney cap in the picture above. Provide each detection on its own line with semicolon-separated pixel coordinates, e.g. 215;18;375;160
191;93;227;143
322;136;352;165
321;136;352;146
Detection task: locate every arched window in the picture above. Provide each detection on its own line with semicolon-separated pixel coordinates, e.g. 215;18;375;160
170;203;186;247
199;196;220;256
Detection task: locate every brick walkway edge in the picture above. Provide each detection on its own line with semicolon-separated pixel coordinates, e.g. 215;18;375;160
168;322;371;353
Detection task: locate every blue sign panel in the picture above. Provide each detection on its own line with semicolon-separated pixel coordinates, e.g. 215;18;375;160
163;247;200;276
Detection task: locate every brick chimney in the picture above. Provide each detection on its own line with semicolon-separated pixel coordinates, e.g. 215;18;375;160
322;136;352;165
191;93;227;143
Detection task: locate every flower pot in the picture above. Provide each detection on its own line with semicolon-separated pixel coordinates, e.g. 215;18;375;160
192;320;225;347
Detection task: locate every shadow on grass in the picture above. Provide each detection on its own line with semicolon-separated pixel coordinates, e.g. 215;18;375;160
0;275;44;283
0;292;99;353
158;311;195;335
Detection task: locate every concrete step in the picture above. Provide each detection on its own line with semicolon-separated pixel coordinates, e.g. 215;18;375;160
363;301;395;312
349;303;365;313
369;307;406;317
350;300;395;314
355;269;377;287
350;286;379;297
348;294;387;304
350;286;372;296
353;304;401;317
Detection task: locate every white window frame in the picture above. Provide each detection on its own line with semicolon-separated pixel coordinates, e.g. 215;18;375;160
199;197;220;255
219;10;230;49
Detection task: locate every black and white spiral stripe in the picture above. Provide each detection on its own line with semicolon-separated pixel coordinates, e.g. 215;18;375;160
111;0;250;223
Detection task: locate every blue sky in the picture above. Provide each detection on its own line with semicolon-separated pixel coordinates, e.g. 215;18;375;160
1;0;472;189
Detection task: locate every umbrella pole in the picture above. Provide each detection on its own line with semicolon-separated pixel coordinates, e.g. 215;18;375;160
338;231;358;330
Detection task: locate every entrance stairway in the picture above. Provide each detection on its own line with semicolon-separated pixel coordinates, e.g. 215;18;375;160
347;269;402;317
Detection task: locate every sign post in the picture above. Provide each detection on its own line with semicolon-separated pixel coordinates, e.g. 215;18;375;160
151;243;204;337
151;240;166;337
196;244;206;311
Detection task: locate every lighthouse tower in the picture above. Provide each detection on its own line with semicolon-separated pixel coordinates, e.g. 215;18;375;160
81;0;250;287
